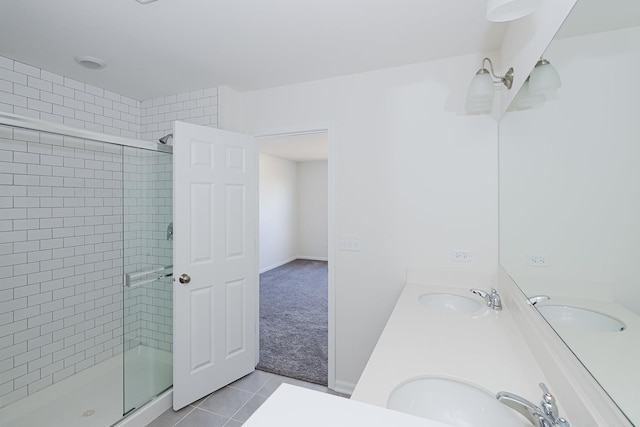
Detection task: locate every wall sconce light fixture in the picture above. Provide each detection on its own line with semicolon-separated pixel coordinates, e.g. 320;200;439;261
466;57;514;114
487;0;541;22
528;57;561;97
510;77;545;111
511;57;561;111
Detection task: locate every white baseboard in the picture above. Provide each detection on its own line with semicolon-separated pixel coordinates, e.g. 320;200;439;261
259;257;297;273
296;256;329;262
259;256;328;273
115;389;173;427
331;380;356;396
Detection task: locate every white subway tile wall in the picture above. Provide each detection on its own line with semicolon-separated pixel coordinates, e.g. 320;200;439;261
140;88;218;142
0;54;219;142
0;126;125;407
0;56;140;139
0;126;174;408
123;148;173;353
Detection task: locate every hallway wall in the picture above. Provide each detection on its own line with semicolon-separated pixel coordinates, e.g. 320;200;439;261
259;154;298;272
297;160;328;260
259;156;328;272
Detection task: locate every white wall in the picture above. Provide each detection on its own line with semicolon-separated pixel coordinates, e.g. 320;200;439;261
297;161;328;260
500;26;640;313
259;154;298;272
225;54;500;388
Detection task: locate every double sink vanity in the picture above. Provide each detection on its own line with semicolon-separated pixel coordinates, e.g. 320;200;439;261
244;270;587;427
350;270;570;427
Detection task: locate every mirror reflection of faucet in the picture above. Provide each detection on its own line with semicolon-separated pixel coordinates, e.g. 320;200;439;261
528;295;550;306
166;222;173;240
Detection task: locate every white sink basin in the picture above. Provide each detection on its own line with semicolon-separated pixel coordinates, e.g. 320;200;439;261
387;378;523;427
418;293;483;314
537;305;626;332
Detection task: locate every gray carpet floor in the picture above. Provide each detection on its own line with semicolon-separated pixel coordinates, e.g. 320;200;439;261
256;259;328;385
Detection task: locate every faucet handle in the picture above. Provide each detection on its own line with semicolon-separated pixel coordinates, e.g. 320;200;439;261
539;382;551;395
539;383;560;420
489;288;502;310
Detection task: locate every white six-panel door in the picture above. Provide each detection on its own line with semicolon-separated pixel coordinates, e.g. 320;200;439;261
172;121;258;410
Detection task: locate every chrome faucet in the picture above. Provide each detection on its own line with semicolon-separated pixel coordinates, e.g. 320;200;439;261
470;288;502;310
528;295;550;306
497;383;570;427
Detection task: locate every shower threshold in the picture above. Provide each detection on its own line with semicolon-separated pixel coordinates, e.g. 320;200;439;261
0;346;172;427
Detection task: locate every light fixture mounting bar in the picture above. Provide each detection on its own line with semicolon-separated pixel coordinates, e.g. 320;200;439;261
481;57;513;89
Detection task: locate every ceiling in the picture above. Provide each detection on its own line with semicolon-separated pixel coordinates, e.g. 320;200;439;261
0;0;506;101
555;0;640;39
259;133;328;162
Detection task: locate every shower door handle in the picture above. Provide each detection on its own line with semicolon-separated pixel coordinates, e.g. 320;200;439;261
178;273;191;284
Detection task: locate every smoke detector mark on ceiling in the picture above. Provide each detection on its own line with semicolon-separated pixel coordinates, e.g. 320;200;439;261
74;56;107;70
135;0;159;4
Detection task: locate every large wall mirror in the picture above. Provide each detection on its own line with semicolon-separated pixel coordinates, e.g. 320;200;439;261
499;0;640;424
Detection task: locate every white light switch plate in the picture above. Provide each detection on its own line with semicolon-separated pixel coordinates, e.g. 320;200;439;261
451;250;472;262
340;235;361;252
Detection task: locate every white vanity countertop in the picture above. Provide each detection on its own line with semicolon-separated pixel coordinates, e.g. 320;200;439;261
534;297;640;423
243;384;451;427
350;270;553;417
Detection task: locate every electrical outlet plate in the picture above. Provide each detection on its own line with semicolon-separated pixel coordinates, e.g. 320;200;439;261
528;255;549;267
451;250;472;262
340;235;361;252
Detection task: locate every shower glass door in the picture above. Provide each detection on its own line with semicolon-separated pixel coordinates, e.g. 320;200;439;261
122;146;173;414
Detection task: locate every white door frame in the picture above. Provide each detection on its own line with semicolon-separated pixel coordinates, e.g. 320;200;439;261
254;125;335;390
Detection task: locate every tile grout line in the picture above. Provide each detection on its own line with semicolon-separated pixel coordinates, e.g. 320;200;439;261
225;377;271;424
168;372;327;427
174;376;272;426
171;405;197;427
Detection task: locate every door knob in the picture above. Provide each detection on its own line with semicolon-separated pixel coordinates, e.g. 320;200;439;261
179;273;191;284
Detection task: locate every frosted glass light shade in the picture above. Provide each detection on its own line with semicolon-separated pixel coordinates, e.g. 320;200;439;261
466;72;495;114
487;0;541;22
529;61;561;97
512;80;545;111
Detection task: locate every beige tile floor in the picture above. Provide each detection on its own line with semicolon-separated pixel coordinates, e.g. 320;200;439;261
146;370;348;427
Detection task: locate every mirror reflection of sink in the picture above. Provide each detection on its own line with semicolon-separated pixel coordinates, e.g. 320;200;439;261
537;305;626;332
387;377;523;427
418;293;483;314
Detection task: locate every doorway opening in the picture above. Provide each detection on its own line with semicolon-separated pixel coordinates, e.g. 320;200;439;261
257;131;331;386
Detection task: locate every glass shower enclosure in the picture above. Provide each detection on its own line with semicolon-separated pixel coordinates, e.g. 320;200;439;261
123;146;173;415
0;115;173;427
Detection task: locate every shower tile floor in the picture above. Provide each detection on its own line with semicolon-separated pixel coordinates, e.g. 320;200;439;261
146;370;348;427
0;346;172;427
